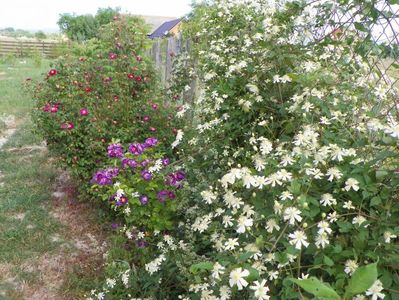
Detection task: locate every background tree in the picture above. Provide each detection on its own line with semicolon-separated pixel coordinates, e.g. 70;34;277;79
34;31;47;40
57;7;121;42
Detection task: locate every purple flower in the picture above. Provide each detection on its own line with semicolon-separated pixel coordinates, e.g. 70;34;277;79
121;158;129;168
105;167;119;178
122;158;138;169
141;170;152;181
161;158;170;166
144;137;158;148
128;143;144;156
140;159;151;167
128;159;138;168
175;170;186;181
166;171;185;187
92;170;112;185
136;239;148;248
157;190;176;203
139;194;149;205
157;190;169;203
107;143;124;158
111;223;120;229
165;173;177;186
116;195;129;206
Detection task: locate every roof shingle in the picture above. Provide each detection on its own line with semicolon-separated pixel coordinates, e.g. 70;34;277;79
149;18;181;39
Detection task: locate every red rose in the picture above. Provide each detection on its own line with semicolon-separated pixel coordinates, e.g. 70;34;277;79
109;53;117;60
80;108;89;116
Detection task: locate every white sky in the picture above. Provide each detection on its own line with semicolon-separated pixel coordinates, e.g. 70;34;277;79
0;0;193;31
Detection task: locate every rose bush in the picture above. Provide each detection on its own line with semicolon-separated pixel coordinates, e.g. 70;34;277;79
88;1;399;299
28;15;179;184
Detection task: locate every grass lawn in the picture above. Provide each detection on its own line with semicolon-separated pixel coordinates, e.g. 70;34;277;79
0;59;105;299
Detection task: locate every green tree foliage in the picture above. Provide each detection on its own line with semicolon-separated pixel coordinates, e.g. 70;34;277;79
34;31;47;40
57;7;121;41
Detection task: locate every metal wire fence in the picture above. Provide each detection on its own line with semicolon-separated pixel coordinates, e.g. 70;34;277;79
309;0;399;117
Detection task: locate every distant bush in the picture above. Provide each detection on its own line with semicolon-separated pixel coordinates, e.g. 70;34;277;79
34;31;47;40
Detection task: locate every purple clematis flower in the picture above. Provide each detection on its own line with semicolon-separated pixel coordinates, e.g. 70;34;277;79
107;143;124;158
157;190;169;203
141;170;152;181
105;167;119;178
139;194;149;205
144;137;158;148
128;143;144;156
140;159;151;167
165;173;177;186
136;239;148;248
175;170;186;181
161;158;170;166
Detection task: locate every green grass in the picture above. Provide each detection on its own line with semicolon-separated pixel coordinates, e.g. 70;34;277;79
0;59;109;299
0;58;49;116
0;58;65;298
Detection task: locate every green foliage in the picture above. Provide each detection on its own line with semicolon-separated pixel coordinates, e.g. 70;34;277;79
87;1;399;299
91;140;184;231
28;16;178;184
34;31;47;40
345;262;378;297
290;278;340;300
57;7;121;41
291;262;379;299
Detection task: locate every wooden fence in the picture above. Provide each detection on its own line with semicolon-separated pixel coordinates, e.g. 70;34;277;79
0;39;63;58
149;36;190;84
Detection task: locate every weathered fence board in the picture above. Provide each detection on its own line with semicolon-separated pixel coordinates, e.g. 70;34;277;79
149;36;191;85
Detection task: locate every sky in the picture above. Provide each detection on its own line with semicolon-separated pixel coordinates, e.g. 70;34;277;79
0;0;193;32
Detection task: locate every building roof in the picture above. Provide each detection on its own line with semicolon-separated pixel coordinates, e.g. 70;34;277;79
134;15;177;31
149;18;181;39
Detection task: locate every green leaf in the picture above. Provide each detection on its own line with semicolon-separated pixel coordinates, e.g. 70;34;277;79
388;0;399;4
376;170;389;182
345;262;378;297
189;262;213;274
354;22;368;32
246;266;260;281
289;181;301;194
238;252;254;262
324;255;334;267
370;196;381;206
290;277;340;300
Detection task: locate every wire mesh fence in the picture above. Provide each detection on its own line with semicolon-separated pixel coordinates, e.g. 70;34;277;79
305;0;399;118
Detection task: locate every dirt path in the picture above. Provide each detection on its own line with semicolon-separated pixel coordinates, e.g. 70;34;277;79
0;117;107;300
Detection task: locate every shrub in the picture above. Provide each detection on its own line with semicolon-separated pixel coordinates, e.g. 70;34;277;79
91;137;185;231
89;1;399;299
28;16;178;184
